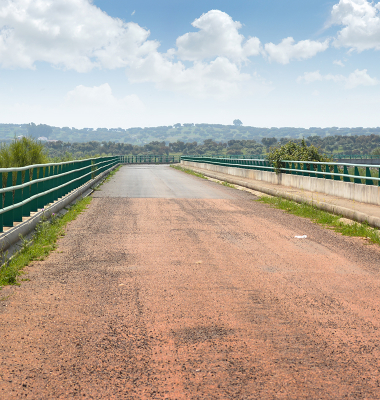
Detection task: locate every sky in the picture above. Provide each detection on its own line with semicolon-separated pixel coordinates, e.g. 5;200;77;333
0;0;380;129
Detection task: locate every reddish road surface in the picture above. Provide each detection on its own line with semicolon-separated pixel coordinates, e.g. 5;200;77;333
1;165;380;399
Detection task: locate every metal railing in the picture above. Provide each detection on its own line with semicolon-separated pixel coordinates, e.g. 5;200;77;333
332;154;380;160
121;155;180;163
181;156;380;187
0;156;120;233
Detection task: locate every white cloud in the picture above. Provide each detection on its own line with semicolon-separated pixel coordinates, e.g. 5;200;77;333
176;10;261;62
0;0;159;71
297;68;378;88
333;59;345;66
65;83;144;112
131;10;135;16
0;2;264;99
127;55;254;100
346;68;379;87
330;0;380;51
264;37;329;64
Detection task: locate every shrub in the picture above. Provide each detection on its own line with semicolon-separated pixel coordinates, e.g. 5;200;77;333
267;139;331;173
0;137;48;168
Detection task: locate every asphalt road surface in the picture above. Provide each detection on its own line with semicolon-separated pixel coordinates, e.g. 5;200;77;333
92;165;235;199
1;165;380;399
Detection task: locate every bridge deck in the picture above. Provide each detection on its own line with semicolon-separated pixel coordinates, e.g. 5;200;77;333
1;165;380;398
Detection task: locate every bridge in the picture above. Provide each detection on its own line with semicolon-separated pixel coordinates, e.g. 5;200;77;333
0;160;380;398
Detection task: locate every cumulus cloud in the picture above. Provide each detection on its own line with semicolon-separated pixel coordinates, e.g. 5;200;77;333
297;69;379;88
264;37;329;64
345;68;379;87
333;59;345;66
64;84;145;126
176;10;261;62
0;2;265;98
0;0;159;71
330;0;380;51
65;84;144;111
127;54;253;99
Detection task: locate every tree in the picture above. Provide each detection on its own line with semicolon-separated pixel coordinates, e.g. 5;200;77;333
261;137;277;150
233;119;243;126
27;123;52;138
173;123;181;128
0;137;48;168
267;139;331;173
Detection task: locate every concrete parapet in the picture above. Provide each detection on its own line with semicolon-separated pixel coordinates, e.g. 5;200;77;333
181;160;380;207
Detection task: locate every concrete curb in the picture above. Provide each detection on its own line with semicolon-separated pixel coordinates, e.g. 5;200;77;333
0;164;119;253
185;166;380;229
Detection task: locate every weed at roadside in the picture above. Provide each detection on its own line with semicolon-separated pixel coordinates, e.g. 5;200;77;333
0;196;92;287
222;181;235;188
257;196;380;245
94;165;121;190
170;165;207;179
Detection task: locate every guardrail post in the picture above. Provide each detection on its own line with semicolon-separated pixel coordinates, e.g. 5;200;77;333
317;164;322;178
309;163;316;178
365;167;374;186
44;165;52;206
343;166;351;183
52;165;58;201
354;166;362;184
13;171;23;222
30;168;38;212
325;164;332;180
0;172;3;232
333;165;340;181
37;167;45;210
22;169;31;217
3;172;14;227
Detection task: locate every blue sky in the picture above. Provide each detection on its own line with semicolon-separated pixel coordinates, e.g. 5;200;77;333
0;0;379;129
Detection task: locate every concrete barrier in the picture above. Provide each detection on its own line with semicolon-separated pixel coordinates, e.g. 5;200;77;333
181;160;380;206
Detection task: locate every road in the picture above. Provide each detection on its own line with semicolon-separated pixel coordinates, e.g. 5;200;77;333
1;164;380;399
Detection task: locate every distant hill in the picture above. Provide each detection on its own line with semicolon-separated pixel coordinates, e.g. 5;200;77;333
1;123;379;145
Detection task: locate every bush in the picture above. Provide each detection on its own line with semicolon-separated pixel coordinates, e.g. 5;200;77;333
0;137;48;168
267;139;331;173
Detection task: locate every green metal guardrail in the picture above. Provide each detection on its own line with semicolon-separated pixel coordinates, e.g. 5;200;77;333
0;156;120;233
181;156;380;187
332;154;380;160
181;154;379;160
122;155;180;163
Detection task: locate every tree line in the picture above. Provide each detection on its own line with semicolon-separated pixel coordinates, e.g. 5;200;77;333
1;123;380;146
43;134;380;160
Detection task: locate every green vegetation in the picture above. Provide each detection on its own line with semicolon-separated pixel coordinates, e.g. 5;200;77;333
170;165;207;179
222;181;236;188
104;165;121;182
94;165;122;190
257;196;380;245
1;123;380;156
0;137;48;168
267;139;331;172
0;196;92;287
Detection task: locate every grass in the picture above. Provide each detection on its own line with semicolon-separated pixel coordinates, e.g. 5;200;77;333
103;165;121;182
221;181;236;188
93;165;121;190
0;196;92;287
257;196;380;245
170;164;207;179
